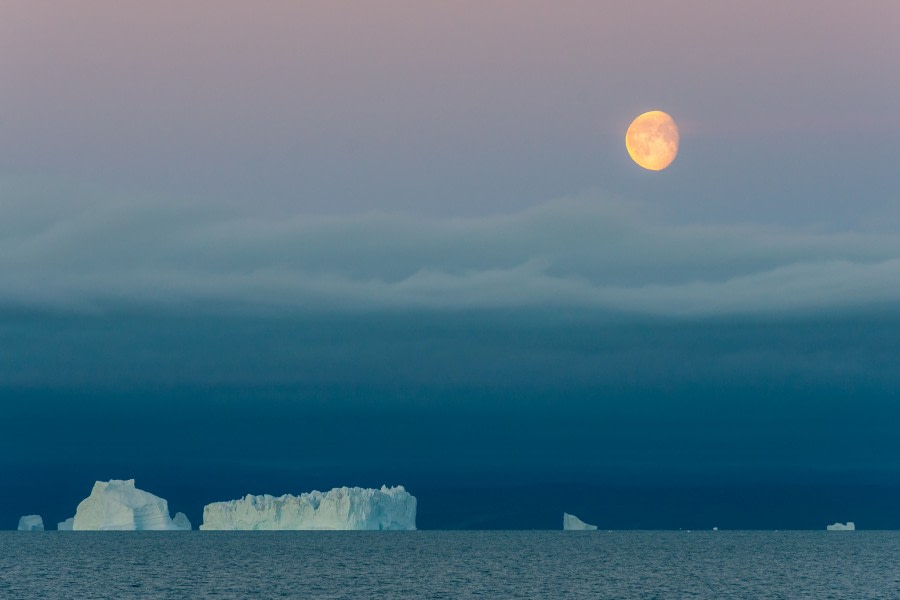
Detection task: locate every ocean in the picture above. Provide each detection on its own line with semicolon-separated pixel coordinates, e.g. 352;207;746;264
1;531;898;599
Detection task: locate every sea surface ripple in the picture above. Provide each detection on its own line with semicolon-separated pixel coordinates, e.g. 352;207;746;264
1;530;898;599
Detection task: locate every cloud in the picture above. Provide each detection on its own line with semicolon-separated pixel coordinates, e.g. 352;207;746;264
3;191;900;316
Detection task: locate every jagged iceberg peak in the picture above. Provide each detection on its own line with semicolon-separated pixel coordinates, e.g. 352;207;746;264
826;521;856;531
72;479;189;531
201;485;417;530
18;515;44;531
563;513;598;531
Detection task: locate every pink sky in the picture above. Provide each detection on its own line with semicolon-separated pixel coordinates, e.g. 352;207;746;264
3;1;896;128
1;1;899;221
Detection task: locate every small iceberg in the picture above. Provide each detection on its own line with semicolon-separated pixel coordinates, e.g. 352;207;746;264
57;518;75;531
173;512;192;531
18;515;44;531
563;513;597;531
826;521;855;531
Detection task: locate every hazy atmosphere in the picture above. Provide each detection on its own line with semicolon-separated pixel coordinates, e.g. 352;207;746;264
2;1;900;530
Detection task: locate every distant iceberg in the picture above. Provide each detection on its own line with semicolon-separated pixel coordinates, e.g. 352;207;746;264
17;515;44;531
71;479;189;531
57;518;74;531
173;512;192;531
826;521;855;531
201;485;416;530
563;513;597;531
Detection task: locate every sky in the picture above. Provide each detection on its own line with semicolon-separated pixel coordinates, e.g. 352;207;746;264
2;1;900;528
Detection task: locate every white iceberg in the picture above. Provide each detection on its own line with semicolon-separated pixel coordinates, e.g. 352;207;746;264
201;485;416;530
826;521;855;531
173;512;192;531
57;518;74;531
563;513;597;530
17;515;44;531
72;479;187;531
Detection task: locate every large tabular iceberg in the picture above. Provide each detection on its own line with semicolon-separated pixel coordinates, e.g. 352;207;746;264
826;521;855;531
18;515;44;531
71;479;191;531
563;513;598;531
201;485;416;530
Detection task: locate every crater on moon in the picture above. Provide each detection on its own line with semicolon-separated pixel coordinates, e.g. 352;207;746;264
625;110;679;171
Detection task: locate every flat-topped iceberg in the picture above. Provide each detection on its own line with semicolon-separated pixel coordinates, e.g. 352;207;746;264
563;513;597;531
18;515;44;531
826;521;855;531
201;485;416;530
71;479;191;531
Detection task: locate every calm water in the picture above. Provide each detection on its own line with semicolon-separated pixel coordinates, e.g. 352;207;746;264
1;531;898;599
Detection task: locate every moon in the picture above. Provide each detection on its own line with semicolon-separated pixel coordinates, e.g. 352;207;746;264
625;110;679;171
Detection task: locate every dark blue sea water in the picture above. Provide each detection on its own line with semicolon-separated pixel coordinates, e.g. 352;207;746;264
1;531;898;599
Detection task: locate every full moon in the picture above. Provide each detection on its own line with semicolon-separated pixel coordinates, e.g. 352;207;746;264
625;110;679;171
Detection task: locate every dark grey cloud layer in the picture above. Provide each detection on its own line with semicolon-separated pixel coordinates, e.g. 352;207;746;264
3;192;900;315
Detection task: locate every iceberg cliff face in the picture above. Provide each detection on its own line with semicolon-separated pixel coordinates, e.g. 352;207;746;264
563;513;597;531
72;479;186;531
18;515;44;531
201;485;416;530
826;521;855;531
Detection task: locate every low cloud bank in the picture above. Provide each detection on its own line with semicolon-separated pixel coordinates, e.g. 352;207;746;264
2;193;899;315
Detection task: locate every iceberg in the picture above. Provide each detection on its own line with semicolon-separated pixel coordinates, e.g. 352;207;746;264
57;518;74;531
173;512;192;531
72;479;187;531
563;513;597;531
17;515;44;531
826;521;855;531
201;485;416;530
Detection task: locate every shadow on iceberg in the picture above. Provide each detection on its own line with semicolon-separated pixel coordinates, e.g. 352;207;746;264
61;479;191;531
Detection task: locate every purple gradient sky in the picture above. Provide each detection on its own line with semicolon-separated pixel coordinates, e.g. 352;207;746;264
2;1;899;223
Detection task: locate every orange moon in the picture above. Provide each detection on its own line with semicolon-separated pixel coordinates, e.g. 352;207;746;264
625;110;679;171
